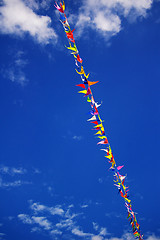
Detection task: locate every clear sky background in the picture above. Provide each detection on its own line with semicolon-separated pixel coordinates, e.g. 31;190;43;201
0;0;160;240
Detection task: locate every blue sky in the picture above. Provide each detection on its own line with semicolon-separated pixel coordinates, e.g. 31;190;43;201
0;0;160;239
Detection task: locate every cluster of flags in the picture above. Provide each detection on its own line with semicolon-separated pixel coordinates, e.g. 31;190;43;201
54;1;143;239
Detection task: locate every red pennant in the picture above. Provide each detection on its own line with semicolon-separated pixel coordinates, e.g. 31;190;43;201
94;106;99;114
91;121;99;125
104;138;108;144
76;84;86;89
77;54;83;63
84;87;91;96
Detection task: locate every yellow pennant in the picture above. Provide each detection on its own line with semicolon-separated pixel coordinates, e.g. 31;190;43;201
101;126;105;132
124;198;131;203
94;131;102;135
76;66;85;75
94;123;103;128
78;90;87;94
97;136;106;139
105;155;112;160
84;73;90;79
62;1;65;11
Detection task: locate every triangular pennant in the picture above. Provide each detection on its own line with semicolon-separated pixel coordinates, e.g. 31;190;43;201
84;87;91;96
94;106;99;114
88;81;99;86
77;54;83;63
84;73;90;79
100;149;109;153
97;136;107;139
94;123;102;128
97;138;108;145
91;121;99;125
117;165;124;171
76;66;85;75
94;131;102;135
95;102;102;108
94;127;100;130
78;90;87;94
87;97;91;102
87;115;97;121
76;84;86;89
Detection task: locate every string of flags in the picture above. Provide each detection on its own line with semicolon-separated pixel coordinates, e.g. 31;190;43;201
54;1;143;239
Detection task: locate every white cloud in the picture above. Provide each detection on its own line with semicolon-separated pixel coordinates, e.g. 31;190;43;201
93;11;121;33
99;227;108;236
93;222;99;231
2;50;28;86
5;68;28;86
30;201;64;216
103;233;160;240
50;206;64;216
30;202;46;212
18;214;33;224
92;236;103;240
146;235;160;240
0;0;57;44
73;135;83;141
24;0;52;11
56;218;74;229
0;178;31;188
18;201;160;240
72;227;92;237
0;165;29;188
32;216;52;230
0;233;5;240
0;165;27;175
81;204;89;208
74;0;153;37
18;214;52;230
50;229;62;235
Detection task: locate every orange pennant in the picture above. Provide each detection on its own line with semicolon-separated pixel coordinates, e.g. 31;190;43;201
88;81;99;86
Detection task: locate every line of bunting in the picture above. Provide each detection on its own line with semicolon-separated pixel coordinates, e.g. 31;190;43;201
54;1;143;239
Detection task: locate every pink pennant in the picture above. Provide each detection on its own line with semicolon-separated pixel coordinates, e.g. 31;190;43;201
117;165;124;170
97;138;108;145
54;2;64;13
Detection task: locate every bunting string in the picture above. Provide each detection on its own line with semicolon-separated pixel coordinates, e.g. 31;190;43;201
54;1;143;239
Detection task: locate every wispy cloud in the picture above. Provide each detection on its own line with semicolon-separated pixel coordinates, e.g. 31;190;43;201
145;235;160;240
2;50;28;86
72;135;83;141
0;165;36;189
24;0;52;11
18;214;52;230
63;131;83;141
72;227;92;237
0;165;27;175
72;0;153;38
0;0;57;44
80;204;89;208
18;200;111;239
17;200;160;240
0;233;5;240
0;178;31;188
30;201;65;216
91;236;103;240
